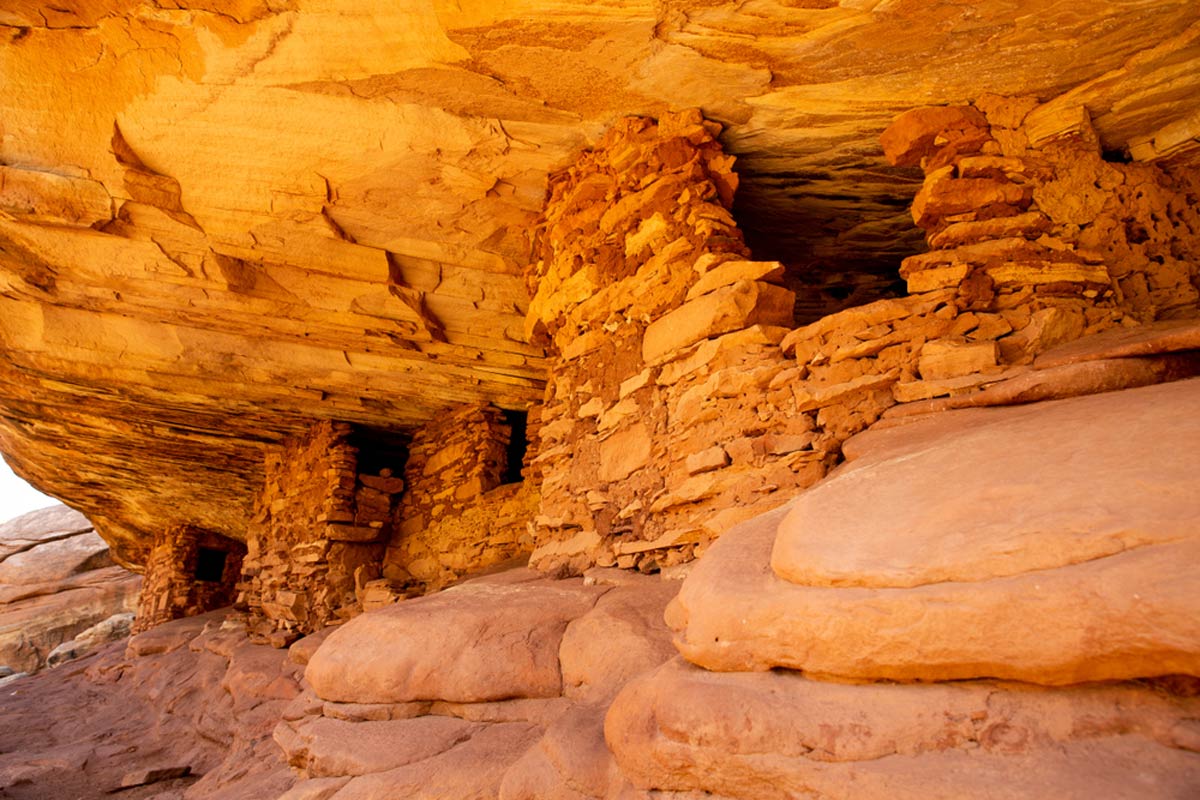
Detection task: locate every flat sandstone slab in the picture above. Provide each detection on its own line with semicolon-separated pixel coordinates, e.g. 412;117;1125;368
1035;317;1200;368
774;378;1200;588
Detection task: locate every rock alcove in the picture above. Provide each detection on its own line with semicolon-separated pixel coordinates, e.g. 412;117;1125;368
0;2;1198;797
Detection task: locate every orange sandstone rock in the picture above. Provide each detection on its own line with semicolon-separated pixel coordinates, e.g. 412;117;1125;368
606;658;1200;800
671;381;1200;684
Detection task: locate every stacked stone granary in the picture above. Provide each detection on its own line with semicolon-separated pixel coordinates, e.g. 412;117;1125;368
223;407;536;636
132;524;245;633
520;101;1200;576
237;421;402;641
522;111;813;575
382;402;538;593
135;98;1198;641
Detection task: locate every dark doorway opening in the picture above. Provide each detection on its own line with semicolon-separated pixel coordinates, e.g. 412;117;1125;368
195;547;229;583
500;409;528;484
351;427;410;478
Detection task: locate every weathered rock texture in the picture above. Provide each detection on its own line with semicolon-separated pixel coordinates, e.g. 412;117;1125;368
280;567;682;800
607;658;1200;800
0;610;302;800
612;379;1200;798
671;379;1200;682
888;97;1200;337
5;373;1199;799
0;504;140;673
2;1;1199;566
1;3;1198;796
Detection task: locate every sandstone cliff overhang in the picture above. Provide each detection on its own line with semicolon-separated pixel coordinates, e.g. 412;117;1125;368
1;1;1198;562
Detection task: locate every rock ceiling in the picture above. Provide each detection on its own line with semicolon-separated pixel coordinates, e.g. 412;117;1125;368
1;0;1198;560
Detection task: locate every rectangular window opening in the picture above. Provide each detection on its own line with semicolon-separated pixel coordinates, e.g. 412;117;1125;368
195;547;229;583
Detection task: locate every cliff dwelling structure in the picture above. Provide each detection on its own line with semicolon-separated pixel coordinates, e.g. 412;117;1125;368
1;1;1199;798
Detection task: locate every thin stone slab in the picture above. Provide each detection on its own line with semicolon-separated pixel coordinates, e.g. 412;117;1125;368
883;353;1200;419
1035;317;1200;367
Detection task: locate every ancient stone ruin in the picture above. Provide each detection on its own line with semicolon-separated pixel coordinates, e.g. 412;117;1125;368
0;2;1198;798
117;101;1200;648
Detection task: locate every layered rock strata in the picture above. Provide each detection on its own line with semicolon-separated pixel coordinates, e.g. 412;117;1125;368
887;96;1200;337
2;0;1199;571
233;407;536;637
96;96;1200;640
0;504;139;673
5;380;1198;798
607;658;1200;800
0;610;303;799
281;567;681;800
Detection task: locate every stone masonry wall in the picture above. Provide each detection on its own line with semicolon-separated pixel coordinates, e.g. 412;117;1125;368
767;98;1198;436
525;111;816;574
382;403;536;593
767;97;1200;433
522;102;1199;576
239;421;404;642
883;95;1199;347
132;524;245;633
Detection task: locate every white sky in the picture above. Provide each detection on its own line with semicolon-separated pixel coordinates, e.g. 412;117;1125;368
0;457;57;525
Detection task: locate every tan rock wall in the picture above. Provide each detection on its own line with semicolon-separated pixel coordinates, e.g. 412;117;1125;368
1;506;142;672
132;524;244;633
383;403;537;593
240;421;403;641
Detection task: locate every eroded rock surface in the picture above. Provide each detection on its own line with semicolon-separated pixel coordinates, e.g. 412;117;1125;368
281;567;682;800
0;610;301;800
607;658;1200;800
305;570;608;704
669;379;1200;684
0;505;140;673
2;1;1199;562
6;425;1198;798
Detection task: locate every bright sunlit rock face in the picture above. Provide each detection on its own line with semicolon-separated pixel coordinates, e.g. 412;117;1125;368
2;0;1198;561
